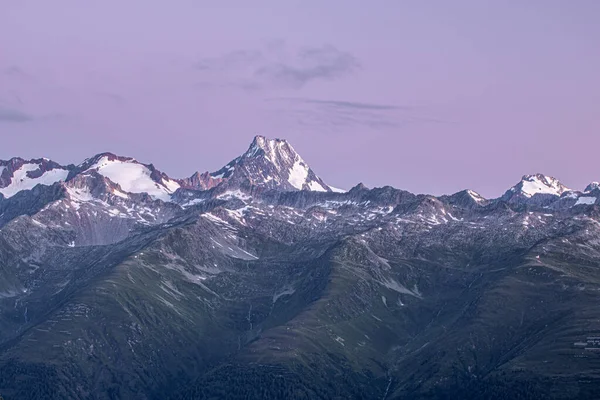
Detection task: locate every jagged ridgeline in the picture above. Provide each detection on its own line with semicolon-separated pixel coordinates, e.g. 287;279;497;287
0;136;600;399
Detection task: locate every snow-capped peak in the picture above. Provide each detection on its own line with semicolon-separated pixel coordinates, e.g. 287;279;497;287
509;174;571;198
210;135;335;192
241;135;302;171
81;153;180;201
244;135;293;161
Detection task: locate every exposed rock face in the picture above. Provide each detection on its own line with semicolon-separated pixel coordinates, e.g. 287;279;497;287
178;171;224;190
207;135;334;192
0;137;600;399
585;181;600;192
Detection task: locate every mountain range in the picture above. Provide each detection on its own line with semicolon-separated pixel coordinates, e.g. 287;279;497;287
0;135;599;399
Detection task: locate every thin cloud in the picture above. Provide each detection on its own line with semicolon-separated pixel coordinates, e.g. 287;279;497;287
3;66;35;83
194;43;359;90
291;108;398;129
94;91;127;105
266;97;447;131
0;107;34;123
254;45;359;89
4;66;22;75
195;50;264;71
276;97;403;110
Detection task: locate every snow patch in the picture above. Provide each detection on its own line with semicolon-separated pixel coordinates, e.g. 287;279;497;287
161;178;180;193
381;278;422;298
217;190;251;201
575;196;597;206
334;336;345;346
182;198;205;208
273;287;296;303
308;180;327;192
0;164;69;198
288;159;309;190
467;190;486;203
87;157;177;201
67;186;94;202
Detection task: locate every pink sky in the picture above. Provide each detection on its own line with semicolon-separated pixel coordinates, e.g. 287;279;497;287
1;1;599;197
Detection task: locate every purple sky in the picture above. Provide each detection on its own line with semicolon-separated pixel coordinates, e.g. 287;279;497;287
1;1;599;197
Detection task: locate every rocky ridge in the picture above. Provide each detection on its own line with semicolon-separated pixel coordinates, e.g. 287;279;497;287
0;136;599;399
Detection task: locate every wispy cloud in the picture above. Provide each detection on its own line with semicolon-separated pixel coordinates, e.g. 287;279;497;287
4;66;22;75
277;97;403;111
254;45;359;89
0;107;34;123
195;50;264;72
194;43;359;90
266;97;446;131
94;91;127;105
2;66;36;85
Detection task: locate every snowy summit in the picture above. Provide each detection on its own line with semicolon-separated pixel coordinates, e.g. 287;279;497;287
506;173;571;198
209;135;340;192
